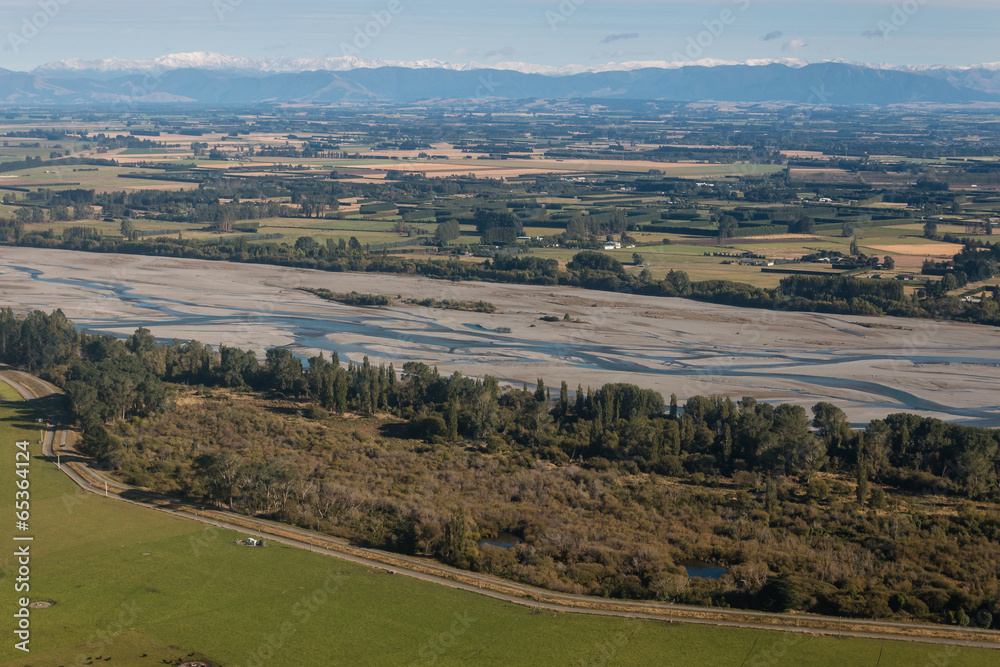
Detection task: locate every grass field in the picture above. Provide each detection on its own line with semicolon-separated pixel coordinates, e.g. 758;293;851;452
1;166;193;193
256;226;425;246
14;216;452;248
527;221;974;287
2;382;997;666
0;143;82;164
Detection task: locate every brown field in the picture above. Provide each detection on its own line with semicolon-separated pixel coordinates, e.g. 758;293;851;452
374;163;552;179
878;256;931;271
867;242;966;256
737;234;827;242
865;202;912;209
337;176;389;183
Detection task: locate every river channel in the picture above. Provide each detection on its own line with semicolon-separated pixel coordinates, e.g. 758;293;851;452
2;248;998;427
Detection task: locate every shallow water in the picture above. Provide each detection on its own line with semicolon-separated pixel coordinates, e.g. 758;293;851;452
680;561;728;580
6;260;1000;427
478;533;523;549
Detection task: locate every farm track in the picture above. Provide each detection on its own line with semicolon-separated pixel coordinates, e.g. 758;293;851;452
3;369;1000;651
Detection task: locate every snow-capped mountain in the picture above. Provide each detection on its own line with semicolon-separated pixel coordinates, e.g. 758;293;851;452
30;51;817;78
32;52;458;77
30;51;1000;80
5;53;999;106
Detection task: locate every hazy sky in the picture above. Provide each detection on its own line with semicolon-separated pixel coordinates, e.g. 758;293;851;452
1;0;998;70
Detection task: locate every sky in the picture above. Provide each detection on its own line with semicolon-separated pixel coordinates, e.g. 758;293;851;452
0;0;998;71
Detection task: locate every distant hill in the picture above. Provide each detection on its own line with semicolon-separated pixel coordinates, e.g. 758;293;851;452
1;61;996;106
918;67;1000;94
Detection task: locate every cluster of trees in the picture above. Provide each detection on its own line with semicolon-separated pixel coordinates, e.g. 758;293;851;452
567;250;627;275
777;275;905;311
0;155;45;174
924;239;1000;284
432;219;461;245
564;249;1000;325
563;210;629;241
474;209;524;246
2;188;97;225
301;289;394;307
87;188;292;225
0;311;168;434
187;200;283;230
91;135;164;152
0;219;23;242
4;309;997;505
403;298;497;313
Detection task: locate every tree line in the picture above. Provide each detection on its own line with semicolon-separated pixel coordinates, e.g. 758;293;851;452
2;308;996;503
5;222;999;326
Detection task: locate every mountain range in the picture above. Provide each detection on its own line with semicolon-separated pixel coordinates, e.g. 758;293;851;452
3;52;1000;106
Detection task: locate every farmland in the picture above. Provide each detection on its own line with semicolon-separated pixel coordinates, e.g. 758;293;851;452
4;380;1000;666
2;104;1000;664
1;106;997;297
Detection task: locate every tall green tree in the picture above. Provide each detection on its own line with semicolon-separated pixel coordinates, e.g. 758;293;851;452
265;348;303;395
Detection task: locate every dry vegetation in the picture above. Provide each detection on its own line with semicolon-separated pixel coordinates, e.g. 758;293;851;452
104;388;1000;625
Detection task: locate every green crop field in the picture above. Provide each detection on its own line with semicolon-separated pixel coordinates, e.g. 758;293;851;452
255;227;421;246
254;217;405;232
2;381;996;666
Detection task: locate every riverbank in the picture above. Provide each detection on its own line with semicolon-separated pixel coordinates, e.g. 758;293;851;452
1;246;998;425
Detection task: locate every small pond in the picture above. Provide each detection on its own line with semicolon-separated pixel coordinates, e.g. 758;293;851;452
478;533;523;549
680;560;728;579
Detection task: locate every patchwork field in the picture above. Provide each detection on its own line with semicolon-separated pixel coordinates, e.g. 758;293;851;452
866;242;968;256
1;106;1000;666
